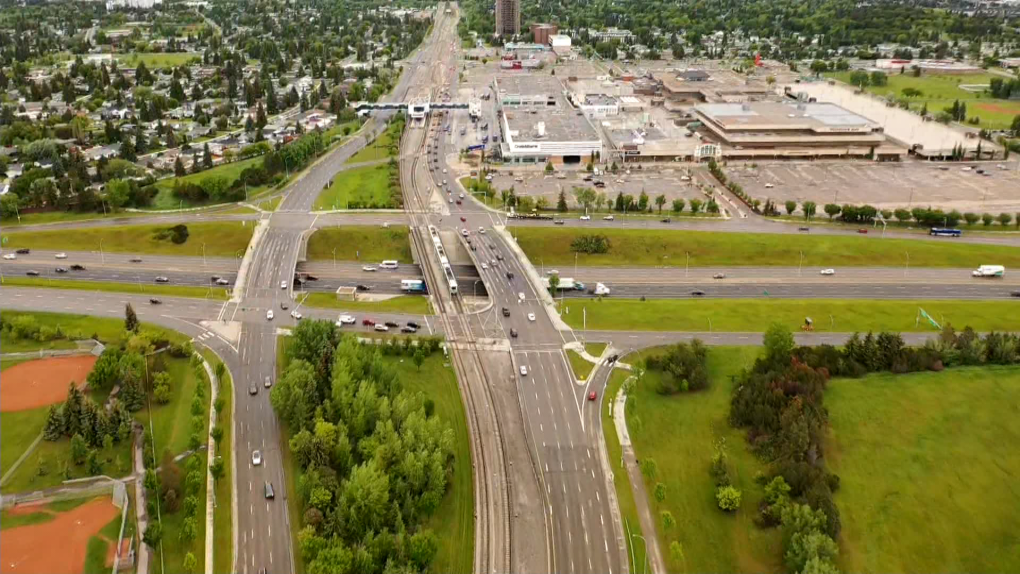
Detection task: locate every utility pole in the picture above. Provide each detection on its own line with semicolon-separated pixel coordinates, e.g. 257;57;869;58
99;239;105;264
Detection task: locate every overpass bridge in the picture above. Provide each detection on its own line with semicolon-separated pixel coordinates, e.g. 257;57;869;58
354;99;477;119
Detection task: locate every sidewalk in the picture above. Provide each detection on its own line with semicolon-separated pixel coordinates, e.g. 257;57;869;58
198;353;220;574
133;426;150;574
613;382;666;574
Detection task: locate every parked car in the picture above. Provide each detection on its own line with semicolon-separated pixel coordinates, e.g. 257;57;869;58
384;321;399;328
400;326;417;333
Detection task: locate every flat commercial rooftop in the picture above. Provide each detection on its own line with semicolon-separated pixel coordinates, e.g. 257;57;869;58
696;102;879;132
496;74;565;97
503;107;601;142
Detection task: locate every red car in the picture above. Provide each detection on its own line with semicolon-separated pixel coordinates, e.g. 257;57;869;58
857;229;868;234
362;319;375;326
588;391;597;401
456;200;462;205
460;216;466;222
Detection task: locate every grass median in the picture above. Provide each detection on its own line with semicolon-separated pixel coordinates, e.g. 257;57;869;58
305;225;412;263
314;163;396;210
567;349;596;380
203;350;234;574
299;292;431;314
2;221;254;257
513;227;1020;268
562;298;1020;332
2;277;230;300
601;369;647;574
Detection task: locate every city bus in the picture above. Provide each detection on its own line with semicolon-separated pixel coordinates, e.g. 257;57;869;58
929;228;962;237
401;279;426;293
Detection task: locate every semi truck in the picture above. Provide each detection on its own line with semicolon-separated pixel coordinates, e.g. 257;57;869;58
540;277;585;291
972;265;1005;278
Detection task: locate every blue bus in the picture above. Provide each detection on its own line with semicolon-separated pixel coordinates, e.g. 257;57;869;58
929;228;962;237
401;279;426;293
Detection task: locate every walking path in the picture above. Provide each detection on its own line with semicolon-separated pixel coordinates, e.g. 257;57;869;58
612;379;666;574
198;354;220;574
132;427;151;574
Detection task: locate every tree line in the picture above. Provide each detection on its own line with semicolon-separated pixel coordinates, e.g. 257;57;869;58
271;320;453;574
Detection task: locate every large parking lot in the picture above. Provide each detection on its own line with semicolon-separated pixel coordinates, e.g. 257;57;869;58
487;169;712;209
725;160;1020;215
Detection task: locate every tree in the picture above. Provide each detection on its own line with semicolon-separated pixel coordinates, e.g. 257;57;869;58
803;201;817;220
654;482;666;502
997;213;1012;226
982;213;994;226
655;194;666;213
716;485;742;511
86;449;102;475
848;70;870;88
120;136;137;162
70;433;87;465
669;541;685;565
182;552;197;574
661;510;676;529
210;458;225;483
174;155;186;177
545;161;554;173
413;349;426;372
202;143;213;169
556;189;568;212
180;516;198;543
823;203;841;220
548;273;560;296
143;522;163;548
809;60;828;77
572;186;596;213
689;198;703;213
763;323;795;368
785;200;797;215
125;303;139;332
672;199;685;214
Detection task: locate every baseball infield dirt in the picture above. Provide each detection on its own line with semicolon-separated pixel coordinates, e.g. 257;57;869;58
0;355;97;412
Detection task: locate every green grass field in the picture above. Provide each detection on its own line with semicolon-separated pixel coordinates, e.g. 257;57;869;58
585;342;608;357
391;354;474;574
136;356;208;458
0;311;188;354
826;365;1020;573
300;293;431;315
1;432;133;494
116;52;201;68
313;164;395;210
2;277;230;300
602;369;647;573
2;222;254;257
827;71;1020;129
152;156;263;194
561;298;1020;333
346;121;401;164
205;350;234;574
567;349;595;380
624;346;783;573
158;452;207;574
514;228;1020;268
0;406;49;477
1;210;153;227
305;225;412;263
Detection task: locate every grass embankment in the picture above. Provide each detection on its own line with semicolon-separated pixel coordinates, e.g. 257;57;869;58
513;228;1020;268
826;365;1020;573
84;509;128;574
625;347;783;572
136;356;207;459
2;222;254;257
314;164;394;210
204;350;234;574
0;311;188;354
2;277;230;300
1;431;133;494
305;225;412;263
602;369;647;573
567;349;596;380
0;210;153;227
562;299;1020;333
151;156;267;209
0;406;49;476
300;292;431;315
346;119;401;164
585;342;608;357
826;71;1020;129
117;52;200;68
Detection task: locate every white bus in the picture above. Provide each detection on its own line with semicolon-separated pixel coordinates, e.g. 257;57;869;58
401;279;426;293
380;260;399;269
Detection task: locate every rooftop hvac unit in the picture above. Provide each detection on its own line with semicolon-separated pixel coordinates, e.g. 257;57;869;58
536;121;546;136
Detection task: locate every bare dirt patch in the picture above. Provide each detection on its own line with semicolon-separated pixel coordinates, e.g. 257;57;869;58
0;355;97;412
0;496;117;574
974;101;1020;114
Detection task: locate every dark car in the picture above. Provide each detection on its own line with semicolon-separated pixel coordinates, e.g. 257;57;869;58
70;264;86;271
26;270;40;276
356;284;371;291
506;271;514;280
661;218;672;223
264;482;274;499
509;328;518;338
608;354;619;364
502;307;511;317
407;321;421;329
155;276;169;283
280;301;289;310
15;248;30;254
1011;291;1020;298
384;321;399;328
496;254;504;261
304;274;319;281
798;227;810;232
129;257;143;263
554;219;565;225
150;298;162;305
691;290;706;296
55;267;68;273
249;384;258;395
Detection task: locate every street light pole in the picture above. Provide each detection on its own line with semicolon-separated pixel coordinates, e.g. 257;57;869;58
99;239;105;264
799;251;803;276
905;251;909;277
332;247;336;269
202;243;206;267
685;252;689;277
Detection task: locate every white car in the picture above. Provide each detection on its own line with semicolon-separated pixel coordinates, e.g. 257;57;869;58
518;292;526;301
459;193;465;199
481;262;488;270
362;265;377;272
449;198;453;204
54;252;67;259
603;215;615;221
280;280;288;289
338;314;356;325
442;168;447;174
2;253;15;260
290;311;303;320
266;310;274;320
478;227;486;234
820;269;836;276
374;323;389;332
528;313;536;322
579;215;591;221
519;365;528;376
252;450;262;466
547;269;559;276
765;182;774;188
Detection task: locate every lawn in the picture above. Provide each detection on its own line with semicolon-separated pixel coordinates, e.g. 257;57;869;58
116;52;201;68
2;221;254;257
567;349;595;380
1;433;133;494
300;292;431;315
602;369;647;574
563;298;1020;333
152;156;264;194
305;225;412;263
2;277;230;300
84;509;125;574
623;346;783;573
137;356;209;458
158;452;207;574
0;311;188;354
585;342;608;357
389;354;474;574
205;350;234;574
346;120;401;164
0;210;151;227
0;406;49;478
512;228;1020;268
826;365;1020;573
827;71;1020;129
313;164;396;210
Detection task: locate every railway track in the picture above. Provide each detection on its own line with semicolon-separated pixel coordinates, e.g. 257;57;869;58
400;96;513;573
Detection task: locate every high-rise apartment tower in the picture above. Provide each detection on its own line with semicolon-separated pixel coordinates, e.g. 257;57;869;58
495;0;520;37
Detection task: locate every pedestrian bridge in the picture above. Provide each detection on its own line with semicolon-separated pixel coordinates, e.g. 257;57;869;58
353;100;472;119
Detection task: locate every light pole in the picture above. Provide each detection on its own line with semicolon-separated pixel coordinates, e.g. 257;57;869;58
201;243;206;267
798;251;803;276
685;252;690;278
332;247;337;269
574;251;578;277
473;279;482;298
904;251;909;277
99;239;105;264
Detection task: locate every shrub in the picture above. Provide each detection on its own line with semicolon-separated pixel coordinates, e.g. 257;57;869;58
570;234;611;254
716;486;742;511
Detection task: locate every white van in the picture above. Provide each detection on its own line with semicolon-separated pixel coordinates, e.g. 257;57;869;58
380;260;399;269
